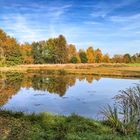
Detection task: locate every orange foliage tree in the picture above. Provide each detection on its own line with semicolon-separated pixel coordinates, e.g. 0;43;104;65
20;43;34;64
0;29;22;65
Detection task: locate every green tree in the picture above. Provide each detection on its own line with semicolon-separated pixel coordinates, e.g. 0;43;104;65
55;35;68;63
79;49;88;63
43;38;57;63
44;35;68;64
32;41;45;64
70;56;78;63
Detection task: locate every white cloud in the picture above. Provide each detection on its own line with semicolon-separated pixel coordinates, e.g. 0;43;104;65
110;14;140;23
2;15;47;43
90;0;138;18
0;2;72;43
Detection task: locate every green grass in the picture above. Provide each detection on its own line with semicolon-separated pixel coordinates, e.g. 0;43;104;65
127;63;140;66
0;110;140;140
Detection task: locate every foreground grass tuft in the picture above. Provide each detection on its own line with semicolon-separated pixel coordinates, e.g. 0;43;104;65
0;110;140;140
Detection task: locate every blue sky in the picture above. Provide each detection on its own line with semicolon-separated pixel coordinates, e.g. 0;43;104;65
0;0;140;55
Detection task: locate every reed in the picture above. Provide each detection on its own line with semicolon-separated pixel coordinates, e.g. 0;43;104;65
101;84;140;135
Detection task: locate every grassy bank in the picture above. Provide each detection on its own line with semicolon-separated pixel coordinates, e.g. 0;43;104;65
0;63;140;78
0;110;139;140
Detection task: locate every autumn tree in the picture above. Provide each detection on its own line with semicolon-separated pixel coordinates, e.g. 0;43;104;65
67;44;81;63
123;53;131;63
102;54;110;63
112;55;123;63
86;46;95;63
67;44;77;62
76;53;81;63
95;48;103;63
131;53;140;63
0;47;5;66
79;49;88;63
20;43;34;64
44;38;57;63
44;35;68;63
55;35;68;63
0;29;22;65
135;53;140;62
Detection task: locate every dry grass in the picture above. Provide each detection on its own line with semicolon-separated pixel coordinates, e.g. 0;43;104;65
0;63;140;78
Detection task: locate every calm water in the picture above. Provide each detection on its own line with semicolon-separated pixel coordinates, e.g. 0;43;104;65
0;72;139;119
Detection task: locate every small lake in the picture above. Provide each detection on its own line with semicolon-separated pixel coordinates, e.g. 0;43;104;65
0;72;139;119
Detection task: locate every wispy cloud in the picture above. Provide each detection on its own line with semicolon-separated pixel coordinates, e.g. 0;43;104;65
109;13;140;34
0;0;139;55
0;1;72;42
2;15;46;42
90;0;138;18
110;14;140;23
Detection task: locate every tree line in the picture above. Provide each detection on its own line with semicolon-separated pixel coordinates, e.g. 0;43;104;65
0;29;139;66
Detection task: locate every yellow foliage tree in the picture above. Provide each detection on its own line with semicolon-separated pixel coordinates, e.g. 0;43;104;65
76;53;81;63
102;54;110;63
86;47;95;63
95;48;103;63
67;44;77;62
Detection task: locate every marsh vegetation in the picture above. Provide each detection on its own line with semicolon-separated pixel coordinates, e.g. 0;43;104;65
101;84;140;135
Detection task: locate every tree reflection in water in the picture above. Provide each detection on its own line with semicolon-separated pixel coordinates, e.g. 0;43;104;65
0;72;101;106
0;72;23;106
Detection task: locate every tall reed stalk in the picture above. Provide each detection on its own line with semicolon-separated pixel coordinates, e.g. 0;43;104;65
101;84;140;135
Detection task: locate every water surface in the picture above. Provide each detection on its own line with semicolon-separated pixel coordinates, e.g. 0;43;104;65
0;72;139;119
